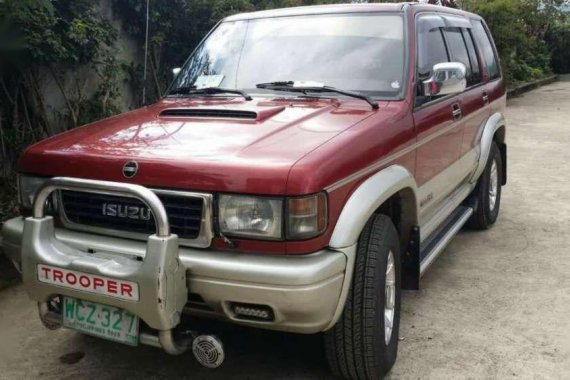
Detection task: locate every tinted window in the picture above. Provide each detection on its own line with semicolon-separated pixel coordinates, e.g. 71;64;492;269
417;22;449;106
444;28;472;80
418;28;449;81
462;29;481;85
472;21;500;79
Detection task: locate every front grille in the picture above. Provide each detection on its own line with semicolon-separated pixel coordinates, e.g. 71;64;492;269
60;190;204;240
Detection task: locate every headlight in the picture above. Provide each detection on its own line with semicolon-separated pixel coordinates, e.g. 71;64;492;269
18;175;50;210
218;193;328;241
219;195;283;239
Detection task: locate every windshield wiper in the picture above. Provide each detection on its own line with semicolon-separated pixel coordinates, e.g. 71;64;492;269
256;81;379;109
168;86;252;101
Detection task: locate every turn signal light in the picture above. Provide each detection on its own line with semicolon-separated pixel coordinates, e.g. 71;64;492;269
286;193;327;239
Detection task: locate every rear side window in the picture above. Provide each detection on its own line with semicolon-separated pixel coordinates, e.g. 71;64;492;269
462;29;481;84
472;20;500;80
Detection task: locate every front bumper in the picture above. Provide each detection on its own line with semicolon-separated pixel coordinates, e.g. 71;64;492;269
3;216;347;334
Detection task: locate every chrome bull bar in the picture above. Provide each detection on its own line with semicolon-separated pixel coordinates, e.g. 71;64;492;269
33;177;170;236
24;177;189;355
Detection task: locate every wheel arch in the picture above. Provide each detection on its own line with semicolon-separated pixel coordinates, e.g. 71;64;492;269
329;165;419;250
493;124;507;186
471;111;507;185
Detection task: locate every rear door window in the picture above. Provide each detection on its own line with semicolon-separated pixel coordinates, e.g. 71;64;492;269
472;20;501;80
462;29;482;85
444;27;481;87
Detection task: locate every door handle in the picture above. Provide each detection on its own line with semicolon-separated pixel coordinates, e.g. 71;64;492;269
482;91;490;104
452;103;462;120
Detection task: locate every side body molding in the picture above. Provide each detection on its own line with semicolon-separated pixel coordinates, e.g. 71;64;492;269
470;111;506;184
329;165;419;249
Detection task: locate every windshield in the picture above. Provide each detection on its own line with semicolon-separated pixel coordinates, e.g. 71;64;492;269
170;13;406;98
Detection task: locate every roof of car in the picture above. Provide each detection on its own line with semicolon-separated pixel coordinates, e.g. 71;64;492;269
224;3;479;22
224;3;408;21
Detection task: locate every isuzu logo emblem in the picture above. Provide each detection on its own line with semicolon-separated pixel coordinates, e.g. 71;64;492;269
102;203;151;221
123;161;138;178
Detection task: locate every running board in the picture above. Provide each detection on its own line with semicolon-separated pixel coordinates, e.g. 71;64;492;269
419;206;473;276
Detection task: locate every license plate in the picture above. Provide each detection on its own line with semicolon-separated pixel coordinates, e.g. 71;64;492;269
62;297;139;346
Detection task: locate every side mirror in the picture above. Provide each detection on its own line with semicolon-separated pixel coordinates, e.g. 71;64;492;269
172;67;181;77
422;62;467;97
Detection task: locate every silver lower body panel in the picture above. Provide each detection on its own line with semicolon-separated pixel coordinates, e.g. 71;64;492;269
2;217;347;334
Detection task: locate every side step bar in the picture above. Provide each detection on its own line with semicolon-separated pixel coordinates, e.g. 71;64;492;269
419;206;474;276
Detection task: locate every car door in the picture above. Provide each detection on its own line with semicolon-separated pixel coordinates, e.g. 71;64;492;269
443;26;489;177
471;19;506;120
413;14;465;221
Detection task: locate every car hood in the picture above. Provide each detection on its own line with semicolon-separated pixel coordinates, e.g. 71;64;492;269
20;97;380;194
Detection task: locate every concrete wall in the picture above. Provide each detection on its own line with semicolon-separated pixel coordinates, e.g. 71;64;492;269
39;0;142;134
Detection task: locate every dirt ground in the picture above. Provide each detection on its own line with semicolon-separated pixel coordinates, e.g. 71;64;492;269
1;79;569;380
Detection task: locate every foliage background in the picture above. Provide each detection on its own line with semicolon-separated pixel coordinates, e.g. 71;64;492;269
0;0;568;219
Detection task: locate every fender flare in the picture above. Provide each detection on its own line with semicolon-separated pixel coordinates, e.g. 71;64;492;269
329;164;419;249
470;111;506;184
324;165;419;330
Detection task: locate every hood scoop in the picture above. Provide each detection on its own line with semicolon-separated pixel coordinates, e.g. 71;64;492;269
160;108;257;119
159;106;286;121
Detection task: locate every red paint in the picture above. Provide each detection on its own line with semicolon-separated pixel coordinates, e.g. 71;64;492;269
66;272;77;285
19;5;506;255
120;283;133;298
53;270;63;283
107;280;117;294
41;266;51;278
93;277;104;290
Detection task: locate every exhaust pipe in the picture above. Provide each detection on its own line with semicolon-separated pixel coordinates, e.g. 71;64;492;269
141;329;225;368
159;329;191;355
143;329;225;368
191;335;225;368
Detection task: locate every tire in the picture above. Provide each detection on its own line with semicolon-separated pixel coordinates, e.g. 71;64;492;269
468;142;503;229
324;214;401;380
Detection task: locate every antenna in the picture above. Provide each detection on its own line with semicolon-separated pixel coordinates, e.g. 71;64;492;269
142;0;150;105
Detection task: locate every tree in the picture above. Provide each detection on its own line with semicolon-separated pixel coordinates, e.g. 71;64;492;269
467;0;569;83
0;0;121;175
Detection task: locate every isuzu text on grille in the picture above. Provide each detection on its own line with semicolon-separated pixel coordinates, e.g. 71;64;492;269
37;264;139;301
102;203;151;220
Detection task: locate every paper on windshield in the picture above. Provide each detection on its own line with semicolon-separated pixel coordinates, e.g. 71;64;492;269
194;74;225;89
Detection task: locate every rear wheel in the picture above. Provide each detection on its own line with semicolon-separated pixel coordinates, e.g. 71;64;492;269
468;142;502;229
324;214;401;380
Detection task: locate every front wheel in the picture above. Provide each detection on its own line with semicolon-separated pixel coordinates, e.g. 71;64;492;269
324;214;401;380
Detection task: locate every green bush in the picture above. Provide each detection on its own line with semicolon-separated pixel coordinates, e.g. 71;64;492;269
467;0;567;84
546;22;570;73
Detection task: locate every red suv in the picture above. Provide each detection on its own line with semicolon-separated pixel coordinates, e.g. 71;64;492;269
3;3;506;378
